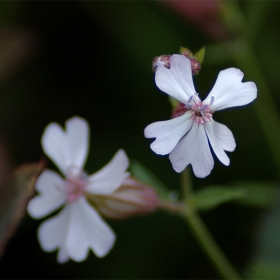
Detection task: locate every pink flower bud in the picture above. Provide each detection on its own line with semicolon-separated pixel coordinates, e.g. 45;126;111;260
172;102;188;118
152;55;171;72
180;47;201;75
88;177;159;219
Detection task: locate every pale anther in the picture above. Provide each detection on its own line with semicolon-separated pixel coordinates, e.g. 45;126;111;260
201;104;209;111
210;96;215;105
187;95;193;103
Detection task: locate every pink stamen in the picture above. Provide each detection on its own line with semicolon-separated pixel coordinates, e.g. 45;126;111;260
172;94;214;124
188;94;214;124
65;167;88;203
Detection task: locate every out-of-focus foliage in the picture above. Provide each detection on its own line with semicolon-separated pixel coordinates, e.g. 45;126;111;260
0;161;44;258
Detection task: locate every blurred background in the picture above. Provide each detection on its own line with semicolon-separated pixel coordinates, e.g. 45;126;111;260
0;0;280;278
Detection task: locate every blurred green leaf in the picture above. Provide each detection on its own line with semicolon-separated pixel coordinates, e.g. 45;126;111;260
232;181;278;208
130;160;172;201
190;186;246;211
0;161;44;258
245;259;280;280
194;46;206;64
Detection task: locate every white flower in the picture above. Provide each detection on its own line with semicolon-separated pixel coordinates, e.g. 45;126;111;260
27;116;129;263
144;54;257;178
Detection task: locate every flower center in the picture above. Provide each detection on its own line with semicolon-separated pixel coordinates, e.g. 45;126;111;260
65;166;88;203
186;94;214;124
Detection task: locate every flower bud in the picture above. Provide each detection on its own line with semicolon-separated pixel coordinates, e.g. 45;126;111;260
152;55;171;72
88;177;159;219
180;47;201;75
172;102;188;118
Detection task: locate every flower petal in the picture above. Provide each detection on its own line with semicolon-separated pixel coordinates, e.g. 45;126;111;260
169;122;214;178
41;116;89;175
38;205;70;263
204;120;236;166
204;68;257;111
57;246;70;263
27;170;66;218
66;197;116;260
206;119;236;151
87;149;129;195
144;111;193;155
38;198;116;263
155;54;196;104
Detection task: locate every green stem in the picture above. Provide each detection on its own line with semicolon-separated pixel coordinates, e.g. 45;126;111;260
180;170;241;279
183;207;242;280
181;168;192;203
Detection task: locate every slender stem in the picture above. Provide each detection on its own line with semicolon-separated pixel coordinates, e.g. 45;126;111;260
181;168;192;203
183;207;242;279
179;169;241;279
157;200;185;213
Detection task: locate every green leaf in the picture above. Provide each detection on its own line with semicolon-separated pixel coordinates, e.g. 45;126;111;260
245;259;280;280
130;160;172;201
231;181;278;208
191;186;246;211
194;47;206;64
0;161;45;258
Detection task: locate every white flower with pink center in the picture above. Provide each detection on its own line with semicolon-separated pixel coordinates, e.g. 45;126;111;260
144;54;257;178
27;116;129;263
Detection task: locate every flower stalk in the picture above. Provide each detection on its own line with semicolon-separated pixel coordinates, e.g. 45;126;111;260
182;206;242;280
180;171;242;280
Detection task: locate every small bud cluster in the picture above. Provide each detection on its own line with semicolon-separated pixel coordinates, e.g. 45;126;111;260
172;102;188;118
152;55;171;72
152;48;202;75
180;48;201;75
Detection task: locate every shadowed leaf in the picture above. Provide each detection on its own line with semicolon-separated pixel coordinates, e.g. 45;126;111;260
0;161;45;258
130;160;172;201
232;181;278;208
191;186;246;211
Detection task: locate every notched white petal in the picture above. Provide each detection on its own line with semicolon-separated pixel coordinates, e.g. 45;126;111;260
41;122;69;175
38;198;116;263
38;206;70;254
65;116;89;171
144;112;193;155
169;122;214;178
87;149;129;195
27;170;66;218
205;68;257;111
209;119;236;152
41;116;89;175
66;198;115;260
204;120;233;166
155;54;196;104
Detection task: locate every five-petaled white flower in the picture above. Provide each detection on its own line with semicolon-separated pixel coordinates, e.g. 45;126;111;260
27;116;129;263
144;54;257;178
